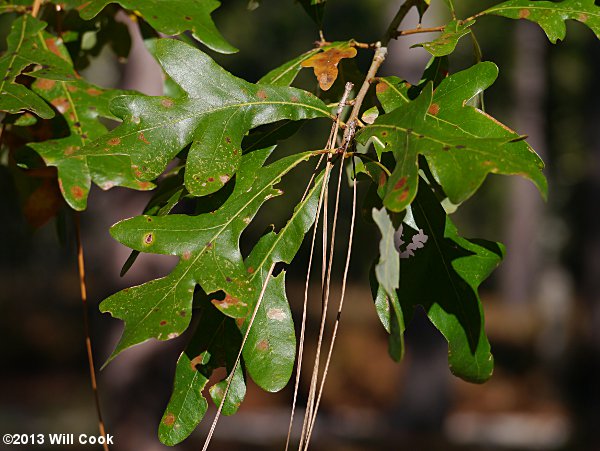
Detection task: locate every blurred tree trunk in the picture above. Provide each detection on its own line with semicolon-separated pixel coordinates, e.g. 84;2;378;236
500;21;547;305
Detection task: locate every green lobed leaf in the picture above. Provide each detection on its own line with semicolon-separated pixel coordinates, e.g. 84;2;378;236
372;207;400;298
159;300;245;446
485;0;600;43
77;39;331;197
159;169;324;444
101;148;318;363
76;0;238;54
357;62;546;212
239;271;296;392
0;15;73;119
400;180;503;382
26;34;152;210
159;353;209;446
372;281;405;362
414;19;474;57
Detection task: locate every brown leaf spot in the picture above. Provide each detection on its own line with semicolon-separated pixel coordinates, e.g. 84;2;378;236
51;97;70;114
161;98;174;108
36;79;55;90
578;13;588;22
226;277;232;282
86;87;102;96
45;38;62;57
144;233;154;245
136;181;153;190
138;132;150;144
66;84;78;93
257;89;268;100
212;293;246;310
64;145;79;156
163;413;176;427
267;308;286;321
184;15;192;20
219;175;229;184
428;103;440;115
519;8;531;19
70;185;84;200
519;8;530;18
159;320;168;326
132;165;143;178
182;251;192;260
179;310;186;317
376;82;389;94
291;95;299;102
381;131;388;137
378;171;387;188
397;189;410;203
108;137;121;146
235;317;245;328
225;137;232;143
257;339;270;351
301;46;358;91
394;177;407;190
207;177;214;182
482;160;495;167
247;266;255;274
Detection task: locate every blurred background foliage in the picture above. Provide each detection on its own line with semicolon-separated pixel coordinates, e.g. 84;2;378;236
1;0;600;449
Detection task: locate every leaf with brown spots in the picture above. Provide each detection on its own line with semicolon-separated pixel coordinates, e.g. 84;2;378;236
78;39;330;197
28;35;153;210
0;15;72;119
76;0;237;54
101;148;315;362
357;63;546;212
159;300;245;446
301;44;357;90
485;0;600;43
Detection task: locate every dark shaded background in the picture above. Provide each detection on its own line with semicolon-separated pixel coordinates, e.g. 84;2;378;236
2;0;600;449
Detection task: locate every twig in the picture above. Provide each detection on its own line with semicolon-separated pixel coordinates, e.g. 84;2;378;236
74;213;109;451
31;0;43;17
348;45;387;125
305;149;357;447
396;25;445;37
285;83;353;451
202;263;276;451
382;0;420;46
298;47;388;450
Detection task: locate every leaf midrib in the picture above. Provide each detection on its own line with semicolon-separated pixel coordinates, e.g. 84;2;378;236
120;153;314;334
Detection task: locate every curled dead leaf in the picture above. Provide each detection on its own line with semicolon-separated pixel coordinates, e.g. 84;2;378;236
301;45;358;91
